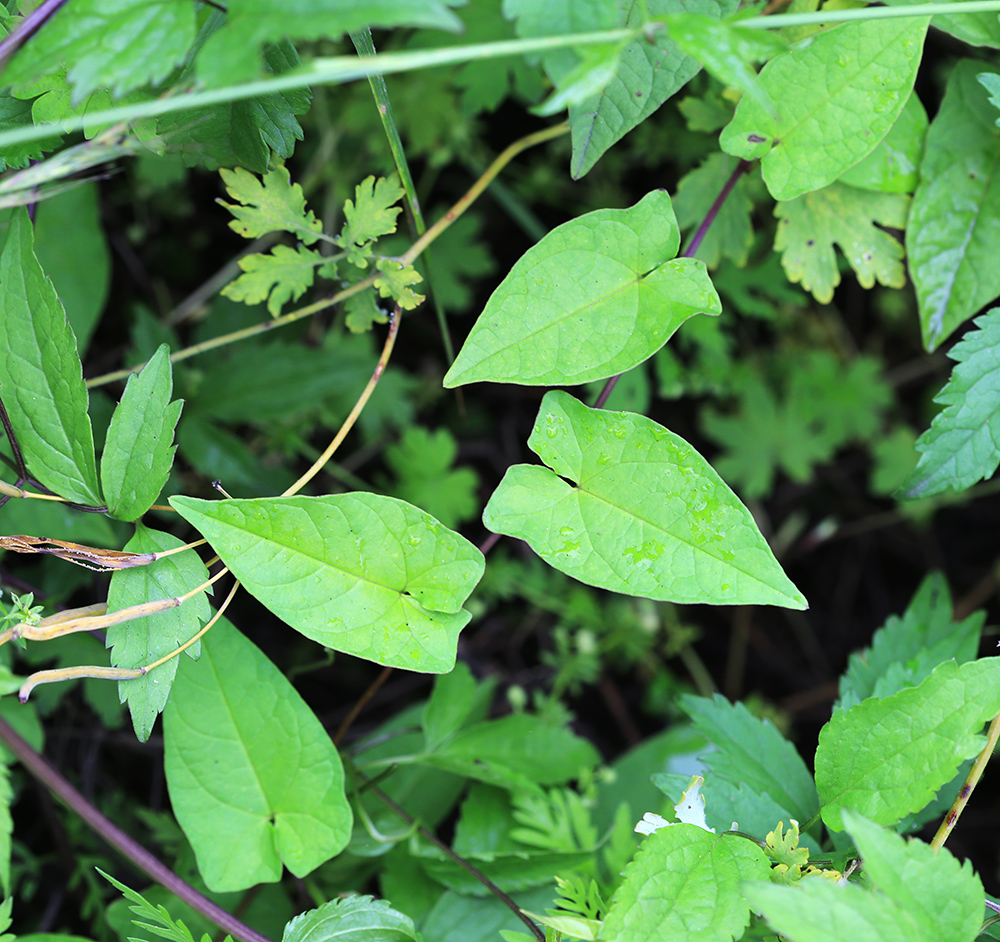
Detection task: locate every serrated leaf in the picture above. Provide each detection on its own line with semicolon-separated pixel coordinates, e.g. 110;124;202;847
344;288;389;334
338;175;406;267
0;206;101;505
444;190;721;387
374;258;425;309
222;244;324;317
842;812;983;942
283;896;419;942
164;617;352;892
101;345;182;522
909;63;1000;351
680;693;819;825
836;572;984;712
839;91;927;195
720;19;928;201
107;526;210;743
483;391;806;609
774;183;909;304
0;96;53;170
744;878;919;942
816;658;1000;831
901;309;1000;497
159;38;309;174
601;824;770;942
197;0;461;85
674;154;755;267
169;494;484;672
2;0;197;103
218;165;322;244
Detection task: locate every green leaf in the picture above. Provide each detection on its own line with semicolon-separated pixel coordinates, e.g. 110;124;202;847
2;0;197;103
743;877;919;942
0;206;101;505
901;309;1000;497
159;38;309;174
840;811;983;942
32;182;110;355
509;0;738;178
384;427;480;529
169;494;484;672
222;244;326;317
106;525;210;743
101;345;182;522
283;896;419;942
909;62;1000;352
720;19;928;201
344;288;389;333
680;693;819;825
815;658;1000;830
664;13;787;118
0;96;54;170
338;175;406;267
218;164;322;244
839;91;927;195
421;713;601;788
774;183;909;304
374;258;425;309
99;869;213;942
836;572;984;712
0;764;11;897
164;617;352;892
483;391;806;608
880;0;1000;50
673;154;755;268
601;824;770;942
421;661;494;751
444;190;721;387
197;0;461;85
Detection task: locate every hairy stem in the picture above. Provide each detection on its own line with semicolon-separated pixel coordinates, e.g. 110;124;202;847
0;715;274;942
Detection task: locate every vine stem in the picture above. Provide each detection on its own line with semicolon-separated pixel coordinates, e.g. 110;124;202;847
930;709;1000;852
359;771;545;942
593;158;751;410
282;306;401;497
0;714;274;942
86;123;569;391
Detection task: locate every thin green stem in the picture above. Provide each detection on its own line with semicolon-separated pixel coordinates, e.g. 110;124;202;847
741;0;1000;28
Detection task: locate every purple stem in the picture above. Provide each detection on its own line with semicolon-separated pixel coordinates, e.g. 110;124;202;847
0;0;68;69
0;715;275;942
592;158;752;410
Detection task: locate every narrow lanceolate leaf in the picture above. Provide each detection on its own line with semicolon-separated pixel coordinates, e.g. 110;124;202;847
169;494;484;672
0;206;101;505
165;618;352;892
842;812;983;942
483;391;806;609
680;694;819;824
815;658;1000;831
101;345;182;522
720;19;928;201
106;526;210;743
909;63;1000;351
601;825;770;942
283;897;419;942
444;191;720;387
901;309;1000;497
